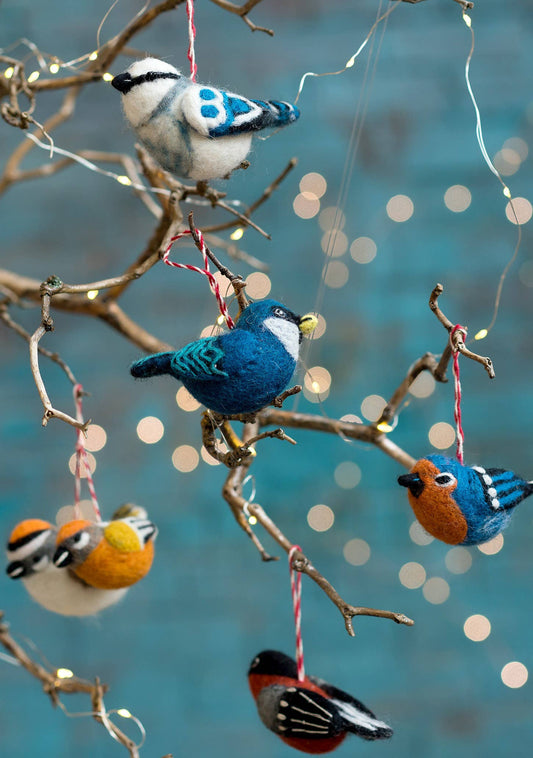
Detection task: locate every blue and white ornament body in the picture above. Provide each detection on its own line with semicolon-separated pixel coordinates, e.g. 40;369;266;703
6;519;127;616
111;58;300;180
398;454;533;545
130;300;318;415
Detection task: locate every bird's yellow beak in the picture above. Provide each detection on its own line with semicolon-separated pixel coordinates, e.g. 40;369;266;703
298;313;318;336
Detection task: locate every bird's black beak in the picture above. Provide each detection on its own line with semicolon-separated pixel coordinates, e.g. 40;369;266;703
6;560;26;579
398;473;425;498
111;72;133;94
53;547;74;568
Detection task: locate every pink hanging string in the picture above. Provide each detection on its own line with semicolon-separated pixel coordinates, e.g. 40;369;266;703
73;384;102;522
163;228;236;330
288;545;305;682
450;324;467;465
186;0;198;81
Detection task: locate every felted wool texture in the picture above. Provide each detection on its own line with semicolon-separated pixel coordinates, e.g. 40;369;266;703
72;539;154;590
402;455;533;545
113;58;299;181
131;300;303;415
248;650;393;754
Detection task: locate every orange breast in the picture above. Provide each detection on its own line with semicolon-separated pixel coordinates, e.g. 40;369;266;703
407;460;468;545
73;540;154;589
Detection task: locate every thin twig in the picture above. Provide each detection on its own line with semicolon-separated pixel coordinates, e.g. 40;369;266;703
208;0;274;35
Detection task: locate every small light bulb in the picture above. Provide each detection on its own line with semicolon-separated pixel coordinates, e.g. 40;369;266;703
56;668;74;679
463;13;472;28
248;516;258;525
87;290;99;300
503;186;511;198
311;380;320;393
27;70;40;83
4;66;15;79
377;422;394;433
345;56;356;68
116;175;132;186
230;228;244;241
216;314;226;326
102;72;114;82
49;63;60;74
89;51;98;61
474;329;488;341
249;447;257;458
117;708;132;719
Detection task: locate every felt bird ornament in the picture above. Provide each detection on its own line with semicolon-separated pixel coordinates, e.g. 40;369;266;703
5;519;127;616
111;57;300;181
248;650;393;754
130;299;318;415
398;453;533;545
53;516;158;590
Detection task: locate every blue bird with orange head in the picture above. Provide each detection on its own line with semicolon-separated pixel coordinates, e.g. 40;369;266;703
398;454;533;545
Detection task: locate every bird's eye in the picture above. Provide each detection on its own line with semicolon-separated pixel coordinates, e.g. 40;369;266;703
272;307;287;318
73;533;82;543
251;656;260;668
72;532;90;549
434;473;457;487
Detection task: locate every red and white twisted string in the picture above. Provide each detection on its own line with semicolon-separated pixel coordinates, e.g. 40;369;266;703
288;545;305;682
73;384;102;522
163;228;236;330
450;325;467;465
186;0;198;81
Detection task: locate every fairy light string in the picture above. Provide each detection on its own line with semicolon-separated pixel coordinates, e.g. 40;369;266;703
73;384;102;521
450;325;467;465
460;6;523;338
163;228;236;329
288;545;305;682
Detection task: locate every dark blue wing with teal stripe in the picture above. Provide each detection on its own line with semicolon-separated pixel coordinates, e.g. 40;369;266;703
182;85;299;137
473;465;533;512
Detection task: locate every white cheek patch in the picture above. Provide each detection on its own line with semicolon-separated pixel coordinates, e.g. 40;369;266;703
263;317;300;361
74;532;91;550
7;529;51;562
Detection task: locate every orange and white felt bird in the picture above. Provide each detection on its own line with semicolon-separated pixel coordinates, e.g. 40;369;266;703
53;517;157;590
6;519;127;616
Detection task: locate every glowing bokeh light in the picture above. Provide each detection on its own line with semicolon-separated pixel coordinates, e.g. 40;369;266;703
293;192;320;219
399;562;426;589
307;314;327;340
477;534;504;555
334;461;361;489
428;421;455;449
360;394;387;422
318;206;346;232
304;366;332;394
176;387;202;412
340;414;363;424
200;445;223;466
350;236;377;264
136;416;164;444
307;504;335;532
245;272;272;299
409;373;436;399
68;452;96;477
505;197;532;225
445;546;473;574
172;445;199;472
323;261;349;288
501;662;528;689
504;137;528;160
464;614;491;642
343;538;370;566
386;194;414;222
422;577;450;604
321;230;348;258
84;424;107;452
493;148;521;176
409;521;434;546
300;172;327;198
444;185;472;212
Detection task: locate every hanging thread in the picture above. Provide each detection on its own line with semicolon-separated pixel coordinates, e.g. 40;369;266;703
288;545;305;682
186;0;198;81
163;229;236;329
73;384;101;521
450;325;467;465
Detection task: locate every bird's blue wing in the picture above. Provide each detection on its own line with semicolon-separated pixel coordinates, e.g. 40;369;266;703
181;84;299;137
170;338;228;381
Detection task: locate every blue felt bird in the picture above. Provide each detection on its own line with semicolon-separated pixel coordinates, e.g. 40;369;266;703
111;58;300;181
398;454;533;545
130;300;317;415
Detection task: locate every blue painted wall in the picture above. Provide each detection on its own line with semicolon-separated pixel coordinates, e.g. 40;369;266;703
1;1;532;756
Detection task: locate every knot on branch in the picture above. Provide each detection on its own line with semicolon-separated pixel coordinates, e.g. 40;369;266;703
41;275;64;296
1;103;32;129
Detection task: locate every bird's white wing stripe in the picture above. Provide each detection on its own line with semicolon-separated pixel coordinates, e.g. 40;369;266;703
7;529;50;561
291;727;330;734
298;691;335;718
332;699;389;731
290;705;331;723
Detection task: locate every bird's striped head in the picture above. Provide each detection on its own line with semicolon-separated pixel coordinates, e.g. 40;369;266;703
53;519;97;569
6;519;55;579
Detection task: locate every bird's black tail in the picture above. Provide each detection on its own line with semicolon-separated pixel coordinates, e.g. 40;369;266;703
333;699;393;741
130;352;174;378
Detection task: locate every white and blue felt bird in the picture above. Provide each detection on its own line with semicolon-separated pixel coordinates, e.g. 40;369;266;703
111;58;300;181
130;299;318;415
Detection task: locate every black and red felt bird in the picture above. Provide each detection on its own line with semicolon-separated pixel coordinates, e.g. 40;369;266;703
248;650;393;754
